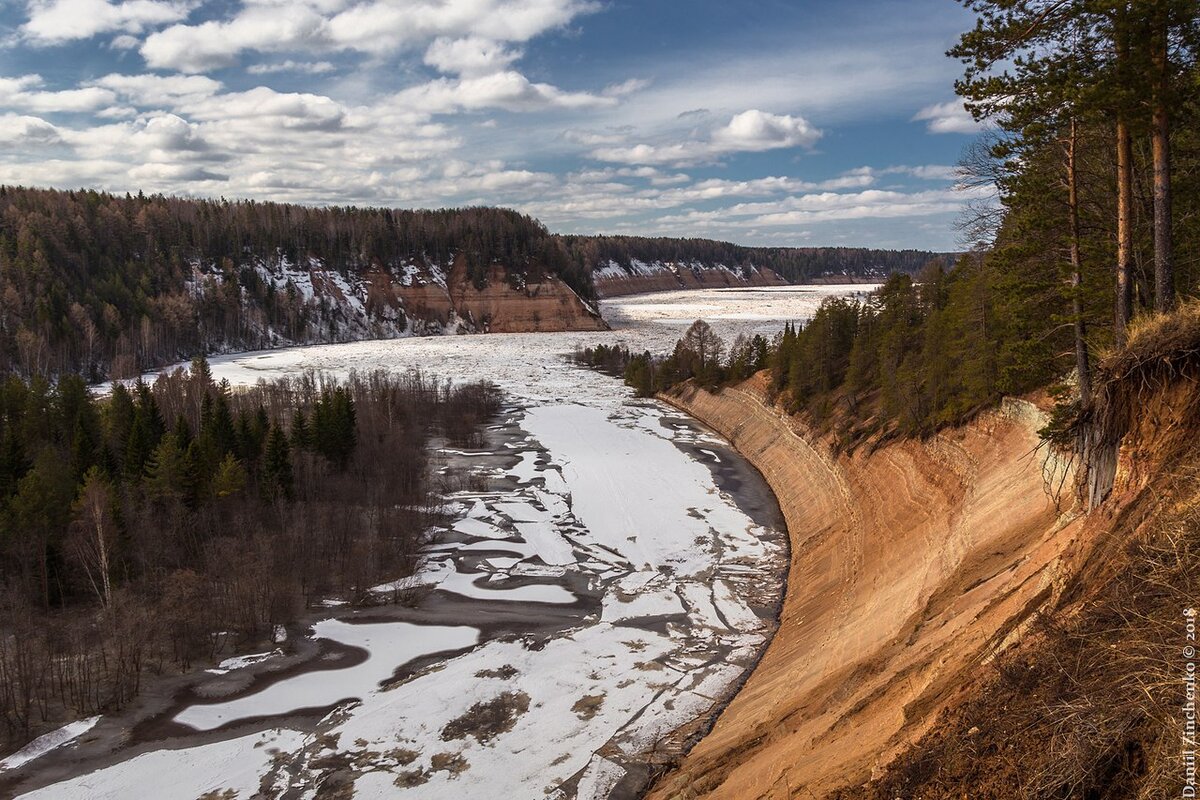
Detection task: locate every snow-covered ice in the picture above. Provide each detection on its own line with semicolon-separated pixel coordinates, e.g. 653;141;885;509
19;286;864;799
0;717;99;772
16;728;306;800
174;620;479;731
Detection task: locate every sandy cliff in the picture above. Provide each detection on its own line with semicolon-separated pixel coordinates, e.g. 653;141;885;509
238;252;607;341
651;378;1086;799
443;260;607;333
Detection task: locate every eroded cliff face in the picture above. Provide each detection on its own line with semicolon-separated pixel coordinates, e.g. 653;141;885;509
651;378;1085;799
190;251;605;349
591;259;787;298
444;260;607;333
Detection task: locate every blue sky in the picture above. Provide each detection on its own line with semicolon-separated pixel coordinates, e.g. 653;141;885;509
0;0;987;249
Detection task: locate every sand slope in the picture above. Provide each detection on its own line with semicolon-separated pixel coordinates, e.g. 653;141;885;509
652;379;1083;799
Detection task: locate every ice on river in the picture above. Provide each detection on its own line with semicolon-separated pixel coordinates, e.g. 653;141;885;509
17;729;306;800
174;620;480;731
19;287;856;799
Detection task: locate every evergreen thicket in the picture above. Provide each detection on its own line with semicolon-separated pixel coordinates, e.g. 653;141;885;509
0;187;592;379
0;357;499;750
594;1;1200;447
562;234;947;283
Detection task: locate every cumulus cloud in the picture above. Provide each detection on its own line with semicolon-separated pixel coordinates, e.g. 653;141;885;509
424;36;522;76
179;87;349;131
393;71;615;113
1;0;973;249
591;109;821;165
913;101;982;134
140;0;598;73
0;75;115;113
128;162;227;181
89;73;222;106
21;0;192;44
651;185;986;229
130;113;212;153
713;109;820;151
0;114;63;146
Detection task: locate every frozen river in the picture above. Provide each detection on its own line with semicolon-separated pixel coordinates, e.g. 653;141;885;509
11;285;871;800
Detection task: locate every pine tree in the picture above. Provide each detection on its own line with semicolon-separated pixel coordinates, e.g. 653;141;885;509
211;452;247;498
145;433;187;502
290;410;311;451
262;425;294;501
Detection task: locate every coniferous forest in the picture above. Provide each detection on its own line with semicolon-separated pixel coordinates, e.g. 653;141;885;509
0;360;499;751
0;186;949;382
0;188;593;379
558;234;947;282
588;1;1200;449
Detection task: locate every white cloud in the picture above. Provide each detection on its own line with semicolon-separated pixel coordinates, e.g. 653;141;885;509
0;75;115;113
602;78;650;98
713;109;820;151
179;87;350;131
21;0;192;44
247;60;337;75
0;114;63;146
424;36;522;76
591;109;821;165
131;113;212;153
140;0;598;73
141;8;328;72
393;71;615;113
89;73;222;106
880;164;959;180
652;185;986;228
128;161;227;181
913;101;982;134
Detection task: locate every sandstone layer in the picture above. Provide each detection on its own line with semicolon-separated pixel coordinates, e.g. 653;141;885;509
651;378;1085;799
444;261;607;333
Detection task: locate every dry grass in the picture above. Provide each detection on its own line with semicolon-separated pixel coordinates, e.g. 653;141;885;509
1074;302;1200;507
828;311;1200;800
429;752;470;778
828;457;1200;800
571;694;605;720
440;691;530;744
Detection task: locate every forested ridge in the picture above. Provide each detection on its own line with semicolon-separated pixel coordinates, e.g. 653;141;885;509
0;186;946;383
0;359;499;753
561;234;948;282
589;0;1200;453
0;186;593;379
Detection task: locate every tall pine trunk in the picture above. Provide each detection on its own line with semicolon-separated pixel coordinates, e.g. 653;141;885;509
1151;10;1174;312
1068;118;1093;407
1116;118;1134;341
1115;5;1134;343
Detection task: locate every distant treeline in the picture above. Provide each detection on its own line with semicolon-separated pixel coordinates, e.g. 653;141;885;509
0;186;592;379
579;256;1078;445
0;360;499;751
0;185;949;383
560;234;950;282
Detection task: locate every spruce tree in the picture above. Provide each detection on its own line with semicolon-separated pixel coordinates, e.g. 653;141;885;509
263;425;294;501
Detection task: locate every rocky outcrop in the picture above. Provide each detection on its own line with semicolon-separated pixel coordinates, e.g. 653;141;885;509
444;260;607;333
591;259;787;298
194;251;605;347
650;378;1085;799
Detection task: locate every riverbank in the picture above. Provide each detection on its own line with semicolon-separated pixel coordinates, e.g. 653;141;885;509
650;376;1085;798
